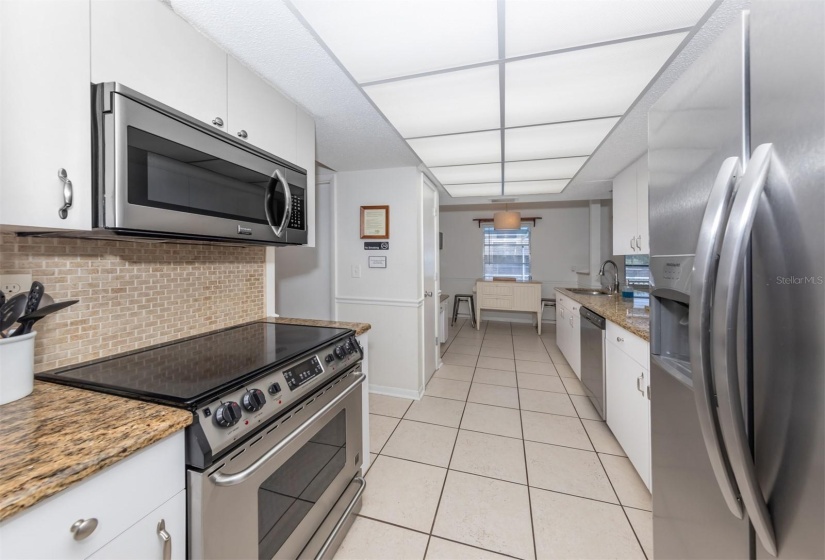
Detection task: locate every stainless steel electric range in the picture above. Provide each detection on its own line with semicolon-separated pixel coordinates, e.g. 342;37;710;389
37;321;366;560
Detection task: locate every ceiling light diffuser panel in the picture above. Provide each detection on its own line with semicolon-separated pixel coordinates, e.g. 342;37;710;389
504;157;587;181
505;33;687;127
504;180;570;195
407;129;501;167
505;118;618;161
364;65;500;138
430;163;502;185
504;0;714;58
291;0;499;83
444;183;505;198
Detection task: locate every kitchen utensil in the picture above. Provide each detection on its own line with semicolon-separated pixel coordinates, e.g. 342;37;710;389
0;293;28;338
20;292;54;309
23;281;44;315
10;300;79;337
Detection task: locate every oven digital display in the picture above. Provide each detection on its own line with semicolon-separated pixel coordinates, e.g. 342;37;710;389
282;355;324;391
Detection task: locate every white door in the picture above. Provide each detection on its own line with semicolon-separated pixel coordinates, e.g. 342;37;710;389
422;180;439;383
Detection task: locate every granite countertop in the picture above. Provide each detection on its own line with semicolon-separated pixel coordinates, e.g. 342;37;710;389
265;316;372;336
556;288;650;342
0;382;192;522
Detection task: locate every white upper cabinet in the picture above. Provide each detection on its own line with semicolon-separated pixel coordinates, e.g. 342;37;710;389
227;57;297;162
612;154;650;255
0;0;93;231
90;0;227;130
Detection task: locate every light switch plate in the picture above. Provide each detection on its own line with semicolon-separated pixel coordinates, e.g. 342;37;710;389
1;273;32;295
351;265;361;278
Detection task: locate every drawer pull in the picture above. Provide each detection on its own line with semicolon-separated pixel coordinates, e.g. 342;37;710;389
616;336;624;342
70;518;98;541
637;373;645;396
211;116;224;127
157;519;172;560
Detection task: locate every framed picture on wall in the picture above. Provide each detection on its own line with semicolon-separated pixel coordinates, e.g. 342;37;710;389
360;205;390;239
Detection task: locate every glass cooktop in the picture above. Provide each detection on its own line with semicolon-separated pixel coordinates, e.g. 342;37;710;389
36;322;352;407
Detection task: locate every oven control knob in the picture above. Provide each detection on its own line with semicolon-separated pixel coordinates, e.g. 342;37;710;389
268;382;282;396
214;402;242;427
344;341;355;354
334;346;346;360
325;353;335;364
242;389;266;412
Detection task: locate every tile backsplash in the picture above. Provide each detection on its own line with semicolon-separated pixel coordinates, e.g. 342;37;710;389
0;234;265;372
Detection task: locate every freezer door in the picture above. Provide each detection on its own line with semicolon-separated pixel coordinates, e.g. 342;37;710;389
648;15;747;262
749;1;825;558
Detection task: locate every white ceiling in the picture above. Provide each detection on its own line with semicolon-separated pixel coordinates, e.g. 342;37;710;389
170;0;747;204
289;0;711;199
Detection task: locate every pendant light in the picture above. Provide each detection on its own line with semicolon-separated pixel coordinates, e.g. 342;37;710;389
493;203;521;230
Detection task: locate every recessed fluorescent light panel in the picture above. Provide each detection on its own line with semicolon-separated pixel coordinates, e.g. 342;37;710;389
292;0;498;83
444;183;505;198
504;157;588;182
430;163;502;185
290;0;711;197
505;118;619;161
363;65;500;138
407;130;502;168
505;33;687;127
504;180;570;195
505;0;714;57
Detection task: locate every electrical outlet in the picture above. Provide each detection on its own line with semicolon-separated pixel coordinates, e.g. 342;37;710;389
1;274;33;295
351;265;361;278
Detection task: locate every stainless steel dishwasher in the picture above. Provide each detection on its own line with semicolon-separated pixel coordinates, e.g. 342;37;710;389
579;307;606;420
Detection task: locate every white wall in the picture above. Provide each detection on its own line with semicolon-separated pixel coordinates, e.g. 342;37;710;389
274;173;333;319
439;202;595;323
333;167;424;399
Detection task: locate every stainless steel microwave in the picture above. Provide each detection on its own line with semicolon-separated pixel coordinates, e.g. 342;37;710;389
91;83;307;246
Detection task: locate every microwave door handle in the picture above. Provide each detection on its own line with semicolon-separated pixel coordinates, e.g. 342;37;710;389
265;169;291;238
712;143;777;556
688;156;744;519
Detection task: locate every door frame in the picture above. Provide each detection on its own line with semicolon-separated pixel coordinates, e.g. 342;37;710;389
421;176;440;387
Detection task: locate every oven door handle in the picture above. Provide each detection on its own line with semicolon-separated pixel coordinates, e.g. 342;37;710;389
209;372;365;487
314;476;366;560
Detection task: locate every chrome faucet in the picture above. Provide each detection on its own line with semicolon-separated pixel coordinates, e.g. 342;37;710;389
599;259;620;294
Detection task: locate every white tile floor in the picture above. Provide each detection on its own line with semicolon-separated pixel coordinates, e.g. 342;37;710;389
335;319;652;560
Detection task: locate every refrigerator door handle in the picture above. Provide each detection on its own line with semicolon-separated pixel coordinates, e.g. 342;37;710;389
688;156;744;519
712;143;778;556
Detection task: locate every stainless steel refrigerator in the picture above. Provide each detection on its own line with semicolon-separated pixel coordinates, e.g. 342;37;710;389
648;1;824;558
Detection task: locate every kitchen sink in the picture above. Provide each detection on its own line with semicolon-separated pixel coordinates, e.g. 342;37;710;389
566;288;613;296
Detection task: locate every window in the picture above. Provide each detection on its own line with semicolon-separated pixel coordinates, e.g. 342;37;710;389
625;254;650;290
483;225;531;281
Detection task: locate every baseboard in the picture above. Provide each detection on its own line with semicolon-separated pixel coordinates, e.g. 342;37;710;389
369;384;424;401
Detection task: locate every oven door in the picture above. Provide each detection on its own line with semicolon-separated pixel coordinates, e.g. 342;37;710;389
96;83;306;245
188;368;364;560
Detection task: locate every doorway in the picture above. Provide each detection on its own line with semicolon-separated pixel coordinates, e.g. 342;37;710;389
422;178;439;384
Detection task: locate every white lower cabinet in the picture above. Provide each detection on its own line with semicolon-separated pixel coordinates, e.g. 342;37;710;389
554;291;581;377
88;491;185;560
0;432;185;560
605;328;651;490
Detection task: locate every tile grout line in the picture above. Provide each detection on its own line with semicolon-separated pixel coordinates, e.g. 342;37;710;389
421;318;483;559
579;406;651;559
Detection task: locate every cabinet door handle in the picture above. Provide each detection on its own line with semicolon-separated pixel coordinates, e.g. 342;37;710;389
157;519;172;560
58;168;73;219
630;237;635;250
70;518;98;541
636;235;642;251
237;129;248;139
616;336;624;342
212;117;224;127
637;373;645;396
